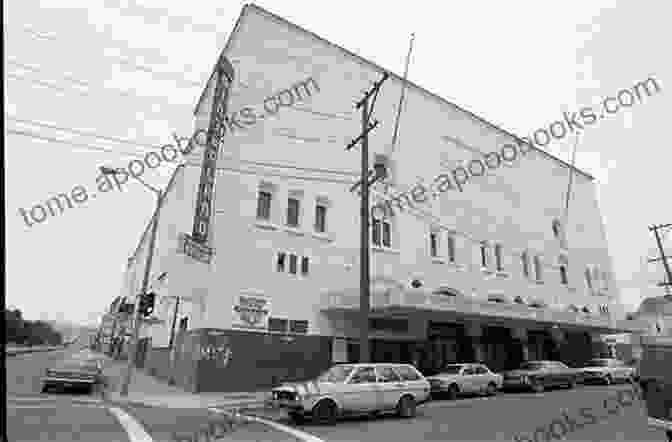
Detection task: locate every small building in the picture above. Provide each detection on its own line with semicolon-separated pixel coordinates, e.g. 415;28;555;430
123;4;645;392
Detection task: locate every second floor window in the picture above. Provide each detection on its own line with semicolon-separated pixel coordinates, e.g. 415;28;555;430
372;218;392;248
447;235;456;263
315;205;327;233
521;251;529;278
256;191;272;220
559;256;569;285
480;242;488;268
289;254;298;274
430;232;439;257
301;257;309;275
287;198;300;227
534;256;543;281
276;252;286;272
585;267;593;290
495;244;503;271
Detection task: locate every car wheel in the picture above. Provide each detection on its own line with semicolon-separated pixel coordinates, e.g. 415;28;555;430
567;378;576;389
312;400;337;425
486;382;497;396
531;380;544;393
397;395;416;418
446;384;459;400
41;384;49;394
288;412;305;425
604;375;612;386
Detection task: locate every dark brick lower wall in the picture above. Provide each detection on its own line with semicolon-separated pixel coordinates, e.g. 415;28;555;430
192;328;332;393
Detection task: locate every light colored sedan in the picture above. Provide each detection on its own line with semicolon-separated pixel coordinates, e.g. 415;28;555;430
580;358;636;385
426;363;503;399
267;363;431;425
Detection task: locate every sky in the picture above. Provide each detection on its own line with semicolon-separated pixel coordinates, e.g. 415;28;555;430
6;0;671;327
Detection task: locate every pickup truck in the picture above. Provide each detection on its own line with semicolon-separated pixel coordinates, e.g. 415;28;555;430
638;336;672;441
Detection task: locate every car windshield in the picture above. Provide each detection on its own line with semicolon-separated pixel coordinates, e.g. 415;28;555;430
56;360;98;372
316;365;354;383
586;359;611;367
519;362;546;370
439;365;464;374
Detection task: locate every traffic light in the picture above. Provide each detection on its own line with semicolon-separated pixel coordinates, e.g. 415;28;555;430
138;292;156;317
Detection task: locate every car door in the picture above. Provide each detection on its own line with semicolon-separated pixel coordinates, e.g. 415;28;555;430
345;366;380;412
375;366;404;410
460;366;478;393
611;360;629;381
554;362;573;385
393;365;429;403
473;365;491;392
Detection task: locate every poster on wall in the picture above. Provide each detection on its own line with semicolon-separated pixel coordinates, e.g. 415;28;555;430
232;295;271;330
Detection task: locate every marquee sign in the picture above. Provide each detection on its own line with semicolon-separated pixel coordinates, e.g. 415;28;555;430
191;55;235;245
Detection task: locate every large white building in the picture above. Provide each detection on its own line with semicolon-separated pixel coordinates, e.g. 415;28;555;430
124;4;643;392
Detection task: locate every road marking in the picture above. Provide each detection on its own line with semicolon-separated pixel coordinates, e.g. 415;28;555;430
209;408;324;442
107;406;154;442
8;395;103;405
8;403;104;409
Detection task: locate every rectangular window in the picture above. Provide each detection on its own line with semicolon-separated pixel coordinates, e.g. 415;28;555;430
430;232;439;257
315;205;327;233
560;266;568;285
287;198;300;227
585;267;593;290
534;256;543;281
495;244;503;271
522;252;529;278
289;254;298;274
301;256;309;275
447;235;456;263
480;242;488;268
372;219;381;246
179;317;188;331
256;191;271;220
276;252;286;272
269;317;288;333
382;221;391;247
289;320;308;334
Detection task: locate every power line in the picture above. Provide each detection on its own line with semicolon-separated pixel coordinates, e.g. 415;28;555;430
13;25;204;88
7;62;191;114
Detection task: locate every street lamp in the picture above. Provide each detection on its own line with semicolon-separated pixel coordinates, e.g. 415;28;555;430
100;165;165;397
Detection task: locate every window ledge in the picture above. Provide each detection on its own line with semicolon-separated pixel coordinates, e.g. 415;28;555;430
495;271;510;278
481;267;495;276
311;232;334;242
534;280;545;285
254;220;280;231
431;257;446;264
283;226;305;237
447;262;465;271
372;246;400;255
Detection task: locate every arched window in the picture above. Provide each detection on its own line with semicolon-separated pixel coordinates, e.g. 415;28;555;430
585;267;593;290
495;244;504;271
552;219;562;238
447;234;456;263
521;251;530;278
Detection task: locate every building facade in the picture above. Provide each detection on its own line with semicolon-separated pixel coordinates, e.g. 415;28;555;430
124;4;644;392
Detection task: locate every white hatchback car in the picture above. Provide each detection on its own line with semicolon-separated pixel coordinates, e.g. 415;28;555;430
426;363;503;399
268;363;431;424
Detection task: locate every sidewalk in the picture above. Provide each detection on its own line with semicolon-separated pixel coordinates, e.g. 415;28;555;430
95;352;271;412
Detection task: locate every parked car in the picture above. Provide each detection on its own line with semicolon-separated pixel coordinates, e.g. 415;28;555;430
426;363;502;399
41;358;105;394
267;363;431;425
501;360;579;393
579;358;636;385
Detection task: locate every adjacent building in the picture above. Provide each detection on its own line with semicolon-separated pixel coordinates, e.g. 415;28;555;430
123;4;645;392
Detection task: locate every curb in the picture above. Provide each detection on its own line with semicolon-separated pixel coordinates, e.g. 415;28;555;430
6;347;66;357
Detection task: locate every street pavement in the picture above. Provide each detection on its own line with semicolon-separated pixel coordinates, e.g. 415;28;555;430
7;346;669;441
5;345;301;442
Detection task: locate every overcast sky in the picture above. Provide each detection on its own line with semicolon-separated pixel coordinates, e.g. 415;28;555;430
6;0;671;326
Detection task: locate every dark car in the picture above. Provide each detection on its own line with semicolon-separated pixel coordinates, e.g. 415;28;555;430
41;358;105;394
501;360;579;393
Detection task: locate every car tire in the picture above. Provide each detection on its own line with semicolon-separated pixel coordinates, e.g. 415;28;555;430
397;395;416;418
289;412;305;425
604;375;612;386
486;382;497;396
41;385;49;394
531;379;544;393
567;378;576;389
312;400;337;425
446;384;459;400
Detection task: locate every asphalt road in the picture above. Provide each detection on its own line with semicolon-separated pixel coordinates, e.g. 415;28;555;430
6;345;301;442
264;384;669;442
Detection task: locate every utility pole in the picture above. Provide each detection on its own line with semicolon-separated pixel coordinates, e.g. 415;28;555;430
346;72;389;363
120;190;163;397
168;295;181;351
648;224;672;294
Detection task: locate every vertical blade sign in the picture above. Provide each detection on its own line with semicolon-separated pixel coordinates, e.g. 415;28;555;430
191;55;235;244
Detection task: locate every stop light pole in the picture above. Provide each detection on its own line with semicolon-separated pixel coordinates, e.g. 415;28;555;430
120;189;163;397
